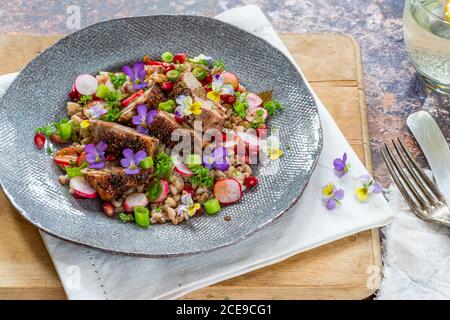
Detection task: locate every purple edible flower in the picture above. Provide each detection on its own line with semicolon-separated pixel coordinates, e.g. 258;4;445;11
131;104;158;134
120;148;147;175
85;141;107;169
333;153;351;177
123;61;147;90
202;146;229;171
322;182;345;210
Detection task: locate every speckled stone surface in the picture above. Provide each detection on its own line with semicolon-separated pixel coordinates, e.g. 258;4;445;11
1;0;449;185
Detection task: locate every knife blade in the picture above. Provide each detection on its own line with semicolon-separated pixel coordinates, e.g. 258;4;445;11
407;111;450;203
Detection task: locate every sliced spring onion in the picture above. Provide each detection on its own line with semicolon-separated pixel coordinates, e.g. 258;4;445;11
161;51;174;63
166;70;180;82
192;67;207;81
140;156;154;169
134;206;150;228
204;198;221;215
185;154;202;169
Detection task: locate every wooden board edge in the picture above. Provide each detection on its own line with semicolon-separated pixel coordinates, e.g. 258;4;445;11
343;34;381;298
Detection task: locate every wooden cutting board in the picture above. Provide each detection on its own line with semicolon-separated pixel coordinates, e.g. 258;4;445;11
0;33;380;300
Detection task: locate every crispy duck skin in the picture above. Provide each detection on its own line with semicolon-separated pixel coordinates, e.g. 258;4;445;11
172;72;226;131
89;120;159;157
119;83;165;123
84;166;154;201
147;111;199;148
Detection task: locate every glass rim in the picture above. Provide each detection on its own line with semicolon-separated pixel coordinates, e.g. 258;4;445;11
415;0;450;24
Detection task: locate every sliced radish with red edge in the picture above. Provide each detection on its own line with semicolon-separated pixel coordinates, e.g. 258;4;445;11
124;192;149;212
70;176;97;199
172;155;193;177
75;74;98;96
213;178;242;205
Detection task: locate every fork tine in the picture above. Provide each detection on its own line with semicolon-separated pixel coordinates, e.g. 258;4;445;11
383;143;426;208
396;138;446;203
381;146;419;210
392;138;437;204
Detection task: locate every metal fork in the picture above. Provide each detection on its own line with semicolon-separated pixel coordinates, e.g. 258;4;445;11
381;138;450;227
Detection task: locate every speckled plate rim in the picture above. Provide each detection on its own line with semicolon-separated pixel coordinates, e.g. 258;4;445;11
0;15;323;257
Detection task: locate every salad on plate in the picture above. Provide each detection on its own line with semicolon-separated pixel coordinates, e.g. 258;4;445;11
34;52;284;228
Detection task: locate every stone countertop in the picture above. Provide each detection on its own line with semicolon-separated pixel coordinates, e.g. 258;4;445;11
1;0;449;185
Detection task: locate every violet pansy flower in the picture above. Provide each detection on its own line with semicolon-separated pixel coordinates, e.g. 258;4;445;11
85;141;107;169
120;148;147;175
131;104;158;135
355;175;382;202
123;61;147;90
322;182;345;210
202;146;229;171
333;152;351;177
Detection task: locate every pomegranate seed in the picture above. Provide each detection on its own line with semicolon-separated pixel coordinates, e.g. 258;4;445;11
102;202;115;217
227;95;236;104
200;74;212;86
69;84;80;101
244;176;258;189
173;53;187;64
163;65;175;74
34;132;45;150
175;115;185;124
106;154;117;162
184;184;195;196
161;81;173;91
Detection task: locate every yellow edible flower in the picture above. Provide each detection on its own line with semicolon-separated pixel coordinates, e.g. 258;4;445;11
446;0;450;21
322;183;334;197
355;186;369;202
207;90;221;104
187;101;202;116
80;120;90;129
188;203;201;217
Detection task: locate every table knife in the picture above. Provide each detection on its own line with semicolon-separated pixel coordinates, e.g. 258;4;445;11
407;111;450;203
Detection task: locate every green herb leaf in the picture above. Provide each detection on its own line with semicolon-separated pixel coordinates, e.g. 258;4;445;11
263;100;284;116
189;166;213;188
155;152;173;179
66;162;87;178
109;72;127;89
233;92;249;118
213;60;225;70
78;95;93;107
101;107;121;123
118;212;134;223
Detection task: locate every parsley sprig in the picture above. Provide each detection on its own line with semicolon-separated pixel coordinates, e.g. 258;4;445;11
155;152;173;179
233;92;249;118
263;100;284;116
109;72;127;89
189;166;213;188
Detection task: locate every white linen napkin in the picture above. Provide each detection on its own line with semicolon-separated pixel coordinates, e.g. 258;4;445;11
0;5;394;300
376;174;450;300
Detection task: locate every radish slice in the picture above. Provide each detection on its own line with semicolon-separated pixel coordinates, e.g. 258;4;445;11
153;179;169;203
124;192;149;212
70;176;97;199
75;74;98;96
246;93;263;110
172;156;193;177
213;178;242;205
246;107;267;123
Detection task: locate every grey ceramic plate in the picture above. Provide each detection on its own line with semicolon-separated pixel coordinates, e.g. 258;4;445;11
0;15;322;257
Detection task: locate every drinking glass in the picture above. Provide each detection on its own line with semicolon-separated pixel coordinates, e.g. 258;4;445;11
404;0;450;94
